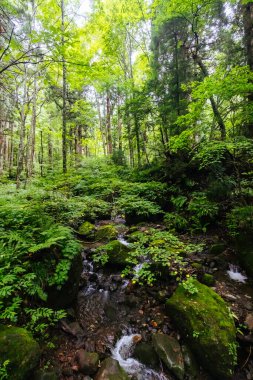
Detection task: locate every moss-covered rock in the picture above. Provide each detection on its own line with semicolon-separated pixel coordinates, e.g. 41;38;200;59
152;333;184;380
78;221;95;239
181;345;199;379
201;273;215;286
166;279;237;379
209;243;227;255
94;358;130;380
97;240;132;267
95;224;118;242
0;325;40;380
47;253;82;309
133;342;159;368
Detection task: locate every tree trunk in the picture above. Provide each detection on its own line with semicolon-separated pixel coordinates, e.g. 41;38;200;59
243;2;253;138
61;0;67;172
106;91;113;155
193;54;226;140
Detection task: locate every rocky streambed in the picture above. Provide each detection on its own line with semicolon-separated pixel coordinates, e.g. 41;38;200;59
36;221;253;380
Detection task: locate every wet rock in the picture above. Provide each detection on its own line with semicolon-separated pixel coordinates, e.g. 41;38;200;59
47;253;82;309
182;345;199;379
76;349;99;375
152;333;185;380
201;273;215;286
223;293;237;302
166;279;237;379
34;370;58;380
0;324;40;380
133;342;159;368
78;222;96;239
94;357;130;380
95;224;118;242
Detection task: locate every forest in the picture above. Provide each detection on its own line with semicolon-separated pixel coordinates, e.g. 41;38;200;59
0;0;253;379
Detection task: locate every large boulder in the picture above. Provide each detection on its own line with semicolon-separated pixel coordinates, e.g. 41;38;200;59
152;334;184;380
96;240;132;267
47;253;82;309
166;279;237;379
0;325;40;380
94;357;130;380
95;224;118;242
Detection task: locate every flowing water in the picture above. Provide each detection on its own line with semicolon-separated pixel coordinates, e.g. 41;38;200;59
112;334;169;380
227;264;248;283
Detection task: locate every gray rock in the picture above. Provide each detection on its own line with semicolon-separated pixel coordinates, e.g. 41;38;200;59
152;333;184;380
76;349;99;375
94;358;130;380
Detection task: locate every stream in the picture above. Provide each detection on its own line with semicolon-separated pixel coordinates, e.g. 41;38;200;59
52;223;253;380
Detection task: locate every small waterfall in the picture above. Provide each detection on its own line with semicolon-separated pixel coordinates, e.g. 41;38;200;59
111;334;169;380
227;264;247;283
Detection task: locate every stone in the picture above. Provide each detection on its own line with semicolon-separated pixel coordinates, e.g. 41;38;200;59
133;342;159;368
76;349;99;375
96;240;132;267
0;324;40;380
95;224;118;242
201;273;215;286
78;221;96;239
94;357;130;380
245;314;253;331
166;279;237;379
47;253;82;309
209;243;227;255
181;345;199;379
191;262;202;270
152;333;184;380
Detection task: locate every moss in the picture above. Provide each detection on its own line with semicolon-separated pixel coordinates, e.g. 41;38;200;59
166;279;237;379
201;273;215;286
191;262;202;270
209;243;226;255
78;221;95;239
0;325;40;380
99;240;132;267
95;224;118;242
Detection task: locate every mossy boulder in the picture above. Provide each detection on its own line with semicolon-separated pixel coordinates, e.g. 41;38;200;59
166;279;237;379
47;253;82;309
95;224;118;242
209;243;227;255
78;221;95;239
0;325;40;380
152;334;184;380
94;358;130;380
97;240;132;267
